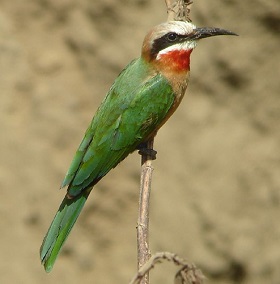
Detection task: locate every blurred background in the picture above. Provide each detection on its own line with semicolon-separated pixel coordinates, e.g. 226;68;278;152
1;0;280;283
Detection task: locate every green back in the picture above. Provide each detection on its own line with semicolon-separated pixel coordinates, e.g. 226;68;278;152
62;57;175;196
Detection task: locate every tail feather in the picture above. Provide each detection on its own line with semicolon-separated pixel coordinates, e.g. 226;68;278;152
40;190;90;272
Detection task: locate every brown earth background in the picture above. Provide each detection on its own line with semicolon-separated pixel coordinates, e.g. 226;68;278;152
1;0;280;283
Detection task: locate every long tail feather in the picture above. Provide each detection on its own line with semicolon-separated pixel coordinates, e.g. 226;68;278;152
40;189;90;272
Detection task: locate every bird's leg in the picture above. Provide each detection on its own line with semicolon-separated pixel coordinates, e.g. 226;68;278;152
137;142;157;160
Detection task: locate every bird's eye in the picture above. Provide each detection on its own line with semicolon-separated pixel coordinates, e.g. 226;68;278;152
167;32;178;42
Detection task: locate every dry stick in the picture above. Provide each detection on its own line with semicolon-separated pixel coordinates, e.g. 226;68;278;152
137;139;154;284
165;0;193;21
136;1;193;284
165;0;176;21
130;252;204;284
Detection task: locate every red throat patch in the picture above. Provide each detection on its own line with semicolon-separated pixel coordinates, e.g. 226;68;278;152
159;49;193;72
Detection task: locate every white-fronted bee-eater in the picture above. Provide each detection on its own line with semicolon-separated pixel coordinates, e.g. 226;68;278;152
40;20;237;272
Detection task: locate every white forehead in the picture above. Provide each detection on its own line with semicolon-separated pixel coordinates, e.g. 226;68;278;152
151;21;196;40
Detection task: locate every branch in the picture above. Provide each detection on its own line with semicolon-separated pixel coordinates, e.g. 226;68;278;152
130;252;204;284
165;0;193;22
137;139;154;284
135;2;194;284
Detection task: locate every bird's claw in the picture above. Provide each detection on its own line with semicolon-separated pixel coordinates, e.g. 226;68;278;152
138;148;157;160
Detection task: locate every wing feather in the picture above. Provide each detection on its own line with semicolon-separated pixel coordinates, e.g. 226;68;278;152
62;58;175;197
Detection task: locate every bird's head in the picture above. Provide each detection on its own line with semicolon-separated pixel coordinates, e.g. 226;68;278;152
142;21;237;73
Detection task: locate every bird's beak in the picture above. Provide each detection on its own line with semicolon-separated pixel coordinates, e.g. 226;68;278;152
189;27;238;40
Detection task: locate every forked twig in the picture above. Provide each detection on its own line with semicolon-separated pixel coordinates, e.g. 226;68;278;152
130;252;204;284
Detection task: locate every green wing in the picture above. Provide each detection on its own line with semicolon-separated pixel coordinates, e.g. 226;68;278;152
62;57;175;197
41;57;176;272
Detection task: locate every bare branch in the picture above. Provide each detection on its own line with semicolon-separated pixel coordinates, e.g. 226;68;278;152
175;265;204;284
135;2;195;284
130;252;204;284
165;0;193;22
137;139;154;284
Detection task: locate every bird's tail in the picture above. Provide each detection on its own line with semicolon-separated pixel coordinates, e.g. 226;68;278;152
40;189;90;272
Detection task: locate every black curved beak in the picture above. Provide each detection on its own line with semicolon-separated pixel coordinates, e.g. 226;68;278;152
189;27;238;40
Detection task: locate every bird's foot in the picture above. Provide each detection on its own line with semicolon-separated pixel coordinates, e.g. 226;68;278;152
137;143;157;160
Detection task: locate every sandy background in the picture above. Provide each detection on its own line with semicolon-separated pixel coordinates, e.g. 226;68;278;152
1;0;280;283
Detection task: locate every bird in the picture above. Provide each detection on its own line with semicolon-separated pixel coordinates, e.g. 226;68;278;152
40;20;236;272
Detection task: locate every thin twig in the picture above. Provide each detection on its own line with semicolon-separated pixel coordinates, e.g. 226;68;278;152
135;1;194;283
165;0;175;21
130;252;204;284
165;0;193;22
137;139;154;284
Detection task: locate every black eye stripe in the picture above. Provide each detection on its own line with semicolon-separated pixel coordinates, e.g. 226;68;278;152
150;32;189;59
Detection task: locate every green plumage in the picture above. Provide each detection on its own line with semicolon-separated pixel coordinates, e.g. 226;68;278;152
40;57;176;271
